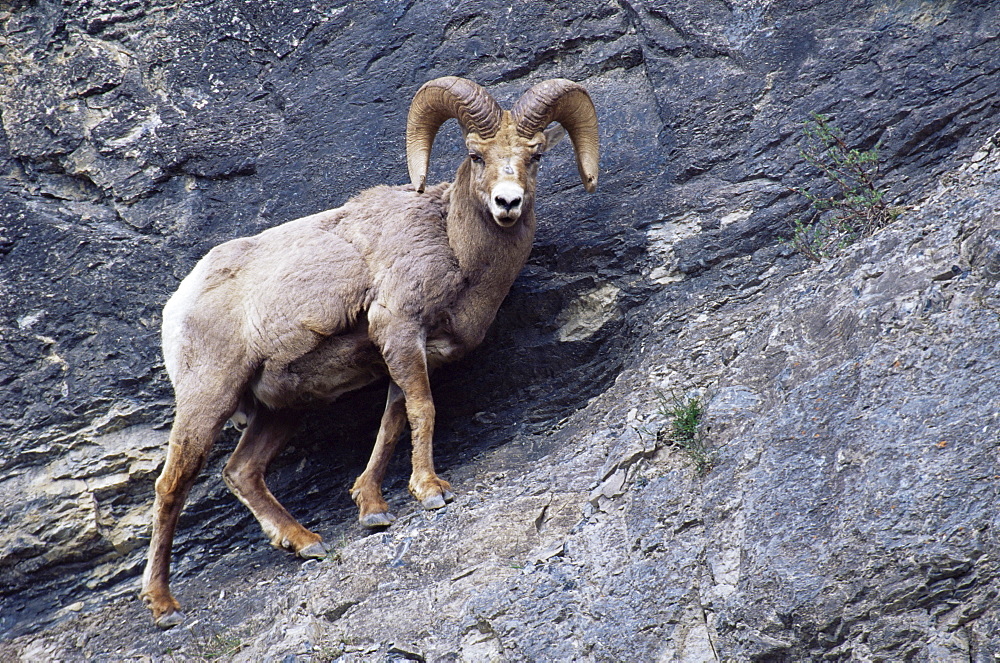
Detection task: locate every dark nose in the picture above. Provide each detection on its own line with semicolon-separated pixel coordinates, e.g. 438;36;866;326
494;194;522;211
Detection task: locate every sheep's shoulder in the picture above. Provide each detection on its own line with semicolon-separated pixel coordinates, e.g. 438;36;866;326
333;183;450;250
327;184;461;316
331;182;456;284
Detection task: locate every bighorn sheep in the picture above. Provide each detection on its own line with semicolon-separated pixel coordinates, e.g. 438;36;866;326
140;76;599;628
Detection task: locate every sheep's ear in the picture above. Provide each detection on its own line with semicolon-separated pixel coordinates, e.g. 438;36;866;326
542;124;567;152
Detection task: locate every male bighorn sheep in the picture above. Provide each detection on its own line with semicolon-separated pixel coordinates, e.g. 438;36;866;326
140;76;599;628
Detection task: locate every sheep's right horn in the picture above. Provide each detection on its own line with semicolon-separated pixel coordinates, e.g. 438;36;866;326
406;77;503;193
512;79;599;193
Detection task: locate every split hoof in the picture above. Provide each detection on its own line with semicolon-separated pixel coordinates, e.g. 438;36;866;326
421;489;454;510
155;609;186;630
360;511;396;528
297;541;330;559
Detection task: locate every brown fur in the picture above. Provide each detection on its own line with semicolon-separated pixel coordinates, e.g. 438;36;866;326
139;107;582;627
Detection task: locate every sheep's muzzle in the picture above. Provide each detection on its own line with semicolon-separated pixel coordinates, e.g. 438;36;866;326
489;180;524;227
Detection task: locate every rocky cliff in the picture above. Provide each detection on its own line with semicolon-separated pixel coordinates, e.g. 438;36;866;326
2;0;999;660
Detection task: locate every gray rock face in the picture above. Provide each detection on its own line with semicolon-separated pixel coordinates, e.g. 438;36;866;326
2;0;999;660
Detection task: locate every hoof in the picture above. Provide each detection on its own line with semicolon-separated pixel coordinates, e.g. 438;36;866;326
155;610;185;630
410;476;455;510
421;494;445;509
421;489;454;510
297;541;330;559
360;511;396;528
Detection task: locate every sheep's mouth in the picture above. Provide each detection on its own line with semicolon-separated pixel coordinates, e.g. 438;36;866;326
493;213;519;228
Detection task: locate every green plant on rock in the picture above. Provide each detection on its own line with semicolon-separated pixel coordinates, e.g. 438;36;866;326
787;113;902;262
657;393;714;476
198;632;245;660
323;533;347;563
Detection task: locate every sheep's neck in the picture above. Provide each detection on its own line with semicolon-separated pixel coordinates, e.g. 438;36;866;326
434;161;537;349
445;161;536;284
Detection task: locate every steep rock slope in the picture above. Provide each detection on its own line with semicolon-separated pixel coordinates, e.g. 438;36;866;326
1;0;999;660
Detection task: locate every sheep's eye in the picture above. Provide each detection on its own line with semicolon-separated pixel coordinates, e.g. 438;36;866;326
469;153;483;163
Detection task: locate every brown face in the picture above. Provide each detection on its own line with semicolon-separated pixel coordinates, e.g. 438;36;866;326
465;122;548;228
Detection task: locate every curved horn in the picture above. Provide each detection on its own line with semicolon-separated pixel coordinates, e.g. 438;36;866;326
406;76;503;192
512;79;600;192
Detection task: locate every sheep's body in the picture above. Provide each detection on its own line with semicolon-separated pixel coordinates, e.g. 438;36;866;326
141;76;598;629
162;182;498;413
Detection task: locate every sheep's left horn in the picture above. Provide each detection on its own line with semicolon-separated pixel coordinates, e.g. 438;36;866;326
406;76;503;192
512;79;599;192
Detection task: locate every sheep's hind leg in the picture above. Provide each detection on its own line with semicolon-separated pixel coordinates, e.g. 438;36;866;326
351;383;409;527
141;405;231;629
223;405;328;558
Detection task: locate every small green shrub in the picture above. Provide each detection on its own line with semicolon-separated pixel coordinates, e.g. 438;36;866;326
788;113;902;261
657;394;714;476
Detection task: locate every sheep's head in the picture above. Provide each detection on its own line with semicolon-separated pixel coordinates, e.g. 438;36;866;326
406;77;599;228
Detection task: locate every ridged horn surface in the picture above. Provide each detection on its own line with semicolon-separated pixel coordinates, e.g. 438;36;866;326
512;79;600;192
406;76;503;192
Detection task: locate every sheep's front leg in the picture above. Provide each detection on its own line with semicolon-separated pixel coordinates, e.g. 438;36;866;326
368;310;454;510
398;365;455;509
351;383;407;527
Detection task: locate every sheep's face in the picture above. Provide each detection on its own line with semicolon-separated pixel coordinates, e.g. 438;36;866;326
465;122;562;228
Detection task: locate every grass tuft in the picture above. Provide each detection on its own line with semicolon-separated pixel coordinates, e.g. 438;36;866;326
198;632;245;660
